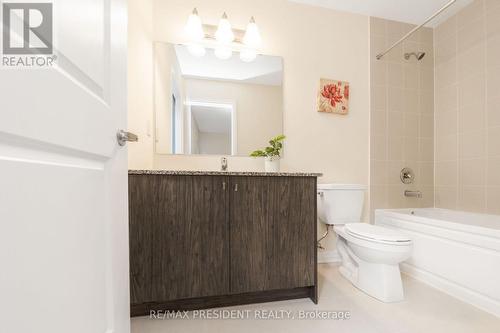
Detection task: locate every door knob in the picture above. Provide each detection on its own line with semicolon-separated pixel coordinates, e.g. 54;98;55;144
117;130;138;146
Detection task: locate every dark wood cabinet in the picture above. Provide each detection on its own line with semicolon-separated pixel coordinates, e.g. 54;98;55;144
152;175;229;301
129;175;229;304
229;177;315;294
268;177;316;290
129;173;318;316
229;176;270;294
129;175;155;305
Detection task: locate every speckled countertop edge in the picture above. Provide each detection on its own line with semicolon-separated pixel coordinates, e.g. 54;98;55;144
129;170;323;177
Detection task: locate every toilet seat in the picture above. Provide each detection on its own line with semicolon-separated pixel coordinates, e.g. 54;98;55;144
345;223;411;245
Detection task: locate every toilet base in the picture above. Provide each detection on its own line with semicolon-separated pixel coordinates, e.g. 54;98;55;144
337;237;405;303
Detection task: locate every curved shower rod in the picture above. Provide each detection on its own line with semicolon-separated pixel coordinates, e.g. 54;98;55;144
376;0;457;60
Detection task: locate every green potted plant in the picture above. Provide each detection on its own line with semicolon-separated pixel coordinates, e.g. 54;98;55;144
250;135;286;172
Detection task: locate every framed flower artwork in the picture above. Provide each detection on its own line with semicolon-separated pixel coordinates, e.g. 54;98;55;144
317;78;350;115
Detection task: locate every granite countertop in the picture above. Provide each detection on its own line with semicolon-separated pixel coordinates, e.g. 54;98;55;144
129;170;323;177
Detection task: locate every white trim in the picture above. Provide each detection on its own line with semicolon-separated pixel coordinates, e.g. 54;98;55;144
185;100;237;155
186;104;192;154
318;250;341;264
186;100;234;109
402;263;500;318
170;69;183;154
231;104;237;156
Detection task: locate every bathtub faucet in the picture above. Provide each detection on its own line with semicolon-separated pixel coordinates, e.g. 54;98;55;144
405;190;422;198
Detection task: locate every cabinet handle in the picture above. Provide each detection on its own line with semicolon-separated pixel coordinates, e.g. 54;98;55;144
222;182;226;190
234;184;238;192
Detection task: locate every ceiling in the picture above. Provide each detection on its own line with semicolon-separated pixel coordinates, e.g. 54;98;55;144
289;0;473;27
175;45;283;86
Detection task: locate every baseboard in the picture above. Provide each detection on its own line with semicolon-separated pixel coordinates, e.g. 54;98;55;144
318;250;341;264
401;263;500;318
131;286;316;317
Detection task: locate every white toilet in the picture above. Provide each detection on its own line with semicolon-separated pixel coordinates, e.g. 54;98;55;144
317;184;412;302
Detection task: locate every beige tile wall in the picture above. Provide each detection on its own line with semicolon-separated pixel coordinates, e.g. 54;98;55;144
370;17;435;219
434;0;500;214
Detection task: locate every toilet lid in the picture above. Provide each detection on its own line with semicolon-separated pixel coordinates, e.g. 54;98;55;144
345;223;411;243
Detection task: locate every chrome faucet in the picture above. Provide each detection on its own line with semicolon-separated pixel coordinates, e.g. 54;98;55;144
405;190;422;198
221;157;228;172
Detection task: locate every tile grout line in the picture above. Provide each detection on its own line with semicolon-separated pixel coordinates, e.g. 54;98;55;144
454;13;459;210
483;0;489;213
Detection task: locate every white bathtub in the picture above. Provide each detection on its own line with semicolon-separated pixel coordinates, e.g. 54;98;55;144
375;208;500;317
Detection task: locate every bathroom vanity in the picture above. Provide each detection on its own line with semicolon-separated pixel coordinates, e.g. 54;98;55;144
128;170;321;316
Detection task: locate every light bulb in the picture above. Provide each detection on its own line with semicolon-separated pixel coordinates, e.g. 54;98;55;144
243;17;261;48
187;44;206;57
215;12;234;44
185;8;204;41
240;48;257;62
214;46;233;60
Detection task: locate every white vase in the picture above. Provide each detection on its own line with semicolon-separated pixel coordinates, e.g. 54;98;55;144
265;156;280;172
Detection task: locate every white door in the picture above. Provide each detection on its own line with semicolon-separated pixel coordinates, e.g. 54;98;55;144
0;1;130;333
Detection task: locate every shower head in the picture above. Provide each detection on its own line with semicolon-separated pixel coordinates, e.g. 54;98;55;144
404;52;426;61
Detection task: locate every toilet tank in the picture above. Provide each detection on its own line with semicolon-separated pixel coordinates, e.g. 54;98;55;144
317;184;366;225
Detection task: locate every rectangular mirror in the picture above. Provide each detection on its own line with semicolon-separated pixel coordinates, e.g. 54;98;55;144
154;42;283;156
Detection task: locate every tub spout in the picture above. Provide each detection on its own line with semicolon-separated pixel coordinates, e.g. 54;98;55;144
405;190;422;198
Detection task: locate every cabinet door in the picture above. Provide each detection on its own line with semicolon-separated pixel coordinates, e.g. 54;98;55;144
267;177;316;290
153;175;230;301
129;175;155;304
230;177;316;294
229;177;270;293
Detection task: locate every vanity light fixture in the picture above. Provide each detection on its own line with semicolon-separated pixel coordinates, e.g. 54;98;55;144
239;17;261;62
215;12;235;44
183;8;262;62
214;12;235;60
243;17;261;49
184;8;206;57
185;8;204;42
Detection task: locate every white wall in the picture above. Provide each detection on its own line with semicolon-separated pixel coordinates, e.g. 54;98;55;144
150;0;370;179
198;132;232;155
128;0;154;169
129;0;371;258
153;43;174;154
154;43;186;154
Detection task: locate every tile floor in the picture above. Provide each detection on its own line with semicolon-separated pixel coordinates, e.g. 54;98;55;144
131;264;500;333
